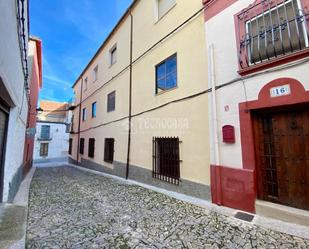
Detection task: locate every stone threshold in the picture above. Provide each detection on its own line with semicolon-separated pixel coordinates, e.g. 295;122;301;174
256;200;309;227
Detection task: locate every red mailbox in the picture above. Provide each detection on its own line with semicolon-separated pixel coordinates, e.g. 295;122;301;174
222;125;235;143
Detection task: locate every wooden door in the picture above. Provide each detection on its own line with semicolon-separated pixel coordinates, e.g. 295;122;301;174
254;106;309;210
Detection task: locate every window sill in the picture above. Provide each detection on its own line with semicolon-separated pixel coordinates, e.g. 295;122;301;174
155;3;177;24
238;48;309;76
155;86;178;96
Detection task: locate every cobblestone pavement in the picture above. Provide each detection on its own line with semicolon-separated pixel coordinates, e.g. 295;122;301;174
26;166;309;249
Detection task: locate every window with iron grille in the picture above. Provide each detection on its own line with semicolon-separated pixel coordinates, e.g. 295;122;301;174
236;0;309;70
104;138;114;163
107;91;116;112
155;54;177;94
152;137;181;185
88;138;95;158
40;143;49;157
69;138;72;155
80;138;85;155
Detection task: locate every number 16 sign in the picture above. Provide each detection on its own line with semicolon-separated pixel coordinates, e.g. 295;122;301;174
270;84;291;98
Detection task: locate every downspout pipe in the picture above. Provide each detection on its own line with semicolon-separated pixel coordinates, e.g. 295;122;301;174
126;9;133;179
209;44;222;205
76;79;83;164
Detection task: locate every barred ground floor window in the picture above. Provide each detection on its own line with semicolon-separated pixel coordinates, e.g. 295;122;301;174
152;137;181;185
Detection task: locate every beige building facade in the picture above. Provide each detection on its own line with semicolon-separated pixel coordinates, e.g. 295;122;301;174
69;0;211;199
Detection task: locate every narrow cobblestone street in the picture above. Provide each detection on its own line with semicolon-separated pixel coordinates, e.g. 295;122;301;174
26;166;309;248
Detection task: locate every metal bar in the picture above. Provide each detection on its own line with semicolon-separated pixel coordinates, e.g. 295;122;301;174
237;14;245;68
275;0;286;55
261;1;270;60
254;5;263;63
290;0;302;50
249;18;256;64
282;0;294;52
267;0;277;57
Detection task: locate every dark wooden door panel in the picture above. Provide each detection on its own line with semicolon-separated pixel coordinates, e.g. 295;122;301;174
254;106;309;210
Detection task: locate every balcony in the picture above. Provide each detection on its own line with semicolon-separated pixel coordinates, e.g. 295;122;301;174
37;134;52;141
236;0;309;75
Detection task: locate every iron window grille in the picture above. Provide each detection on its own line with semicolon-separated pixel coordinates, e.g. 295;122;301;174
236;0;309;69
88;138;95;158
104;138;115;163
155;54;177;94
69;138;73;155
40;143;49;157
80;138;85;155
152;137;181;185
107;91;116;112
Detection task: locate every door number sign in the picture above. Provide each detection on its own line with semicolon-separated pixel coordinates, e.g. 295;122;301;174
270;84;291;98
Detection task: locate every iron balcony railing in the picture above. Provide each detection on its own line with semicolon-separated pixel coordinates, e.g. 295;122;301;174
237;0;309;69
37;135;52;141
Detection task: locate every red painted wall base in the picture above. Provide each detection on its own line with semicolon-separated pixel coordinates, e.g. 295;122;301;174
211;165;255;213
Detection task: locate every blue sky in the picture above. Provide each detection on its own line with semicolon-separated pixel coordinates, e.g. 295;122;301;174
30;0;132;102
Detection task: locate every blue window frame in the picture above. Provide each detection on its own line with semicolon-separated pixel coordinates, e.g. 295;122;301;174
92;102;97;118
155;54;177;94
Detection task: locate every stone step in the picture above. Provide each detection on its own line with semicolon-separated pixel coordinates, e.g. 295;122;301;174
255;200;309;226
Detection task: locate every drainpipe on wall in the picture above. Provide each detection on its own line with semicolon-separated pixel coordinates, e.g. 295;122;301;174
126;9;133;180
209;44;222;205
76;79;83;164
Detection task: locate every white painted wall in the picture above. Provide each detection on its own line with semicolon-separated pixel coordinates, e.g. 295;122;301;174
205;0;309;168
34;122;70;161
0;0;29;201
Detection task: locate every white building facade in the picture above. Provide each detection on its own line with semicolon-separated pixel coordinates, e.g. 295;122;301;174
34;121;70;163
0;0;30;202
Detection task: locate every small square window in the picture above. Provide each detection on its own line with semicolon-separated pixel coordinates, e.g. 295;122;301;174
107;91;116;112
155;54;177;94
110;45;117;65
92;102;97;118
93;66;98;82
82;108;87;121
